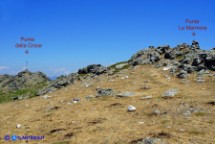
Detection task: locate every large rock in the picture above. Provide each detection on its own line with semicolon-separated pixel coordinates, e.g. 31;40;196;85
164;51;175;59
179;53;194;64
205;54;215;70
157;45;170;54
78;64;107;75
129;46;161;66
177;70;187;79
127;105;136;112
149;51;160;63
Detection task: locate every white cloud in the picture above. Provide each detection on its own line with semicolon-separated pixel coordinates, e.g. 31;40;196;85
0;66;9;71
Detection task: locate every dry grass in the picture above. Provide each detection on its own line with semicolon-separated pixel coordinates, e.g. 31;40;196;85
0;65;215;144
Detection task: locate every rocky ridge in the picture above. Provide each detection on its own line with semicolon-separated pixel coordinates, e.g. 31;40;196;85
1;41;215;102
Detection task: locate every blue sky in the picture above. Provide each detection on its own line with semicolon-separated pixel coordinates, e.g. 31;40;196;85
0;0;215;76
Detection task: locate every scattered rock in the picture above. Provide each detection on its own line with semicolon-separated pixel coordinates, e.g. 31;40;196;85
196;77;205;83
50;128;66;134
96;88;114;97
163;74;171;80
121;75;129;79
152;109;161;115
121;77;125;80
177;70;187;79
125;75;129;79
182;110;192;117
85;95;96;100
138;121;144;124
37;87;57;96
130;137;162;144
84;83;90;87
162;89;178;98
41;95;52;99
155;63;162;68
143;86;150;90
140;95;152;100
149;109;167;116
116;92;135;97
196;73;205;83
12;95;24;101
72;98;80;103
181;106;203;117
127;105;136;112
16;124;21;129
162;66;171;71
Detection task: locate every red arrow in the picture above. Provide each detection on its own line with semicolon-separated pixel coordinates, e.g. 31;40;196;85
25;49;29;54
192;32;196;36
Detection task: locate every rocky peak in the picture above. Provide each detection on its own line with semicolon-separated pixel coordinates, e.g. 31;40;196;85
191;40;200;49
0;70;50;92
17;69;32;77
129;41;215;78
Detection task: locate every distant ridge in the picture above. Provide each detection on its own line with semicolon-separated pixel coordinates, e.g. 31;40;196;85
1;40;215;102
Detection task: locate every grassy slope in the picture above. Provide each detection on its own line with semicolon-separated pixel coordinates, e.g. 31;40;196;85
0;82;48;103
0;65;215;144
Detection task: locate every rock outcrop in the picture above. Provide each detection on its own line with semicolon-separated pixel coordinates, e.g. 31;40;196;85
129;41;215;78
0;70;50;92
37;73;79;95
78;64;107;75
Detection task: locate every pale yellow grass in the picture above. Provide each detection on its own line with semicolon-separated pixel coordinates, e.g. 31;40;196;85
0;65;215;144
